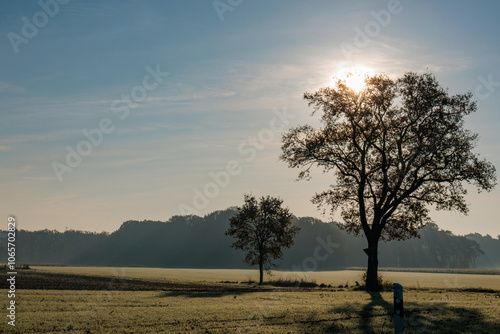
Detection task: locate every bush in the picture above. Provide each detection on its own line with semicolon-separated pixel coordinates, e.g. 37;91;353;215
269;277;318;288
356;272;392;291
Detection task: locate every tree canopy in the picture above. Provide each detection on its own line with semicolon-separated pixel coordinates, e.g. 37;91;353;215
281;72;496;290
226;194;300;284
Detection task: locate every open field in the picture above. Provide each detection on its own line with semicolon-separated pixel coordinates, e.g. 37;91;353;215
32;266;500;290
347;267;500;275
7;288;500;333
1;267;500;333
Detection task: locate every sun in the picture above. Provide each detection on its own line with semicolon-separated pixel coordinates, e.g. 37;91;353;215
344;72;368;92
330;65;374;92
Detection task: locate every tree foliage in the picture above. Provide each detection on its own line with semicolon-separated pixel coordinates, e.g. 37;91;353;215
281;72;496;290
225;194;300;284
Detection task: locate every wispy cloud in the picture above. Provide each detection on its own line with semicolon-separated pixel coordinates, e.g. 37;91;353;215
58;2;116;17
0;129;80;145
0;144;12;152
24;72;71;83
22;176;59;181
330;35;478;78
0;82;25;94
43;193;80;205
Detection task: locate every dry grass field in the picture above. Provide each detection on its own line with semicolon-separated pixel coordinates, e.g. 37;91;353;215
1;266;499;333
32;266;500;290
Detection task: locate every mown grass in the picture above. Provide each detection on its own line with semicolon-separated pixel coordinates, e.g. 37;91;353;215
1;267;500;333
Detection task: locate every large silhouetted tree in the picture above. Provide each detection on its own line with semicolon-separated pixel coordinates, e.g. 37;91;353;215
226;195;300;284
281;72;496;290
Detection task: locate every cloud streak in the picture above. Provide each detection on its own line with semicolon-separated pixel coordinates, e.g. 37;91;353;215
0;82;25;94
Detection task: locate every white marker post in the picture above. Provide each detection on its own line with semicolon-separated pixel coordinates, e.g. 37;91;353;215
393;283;404;334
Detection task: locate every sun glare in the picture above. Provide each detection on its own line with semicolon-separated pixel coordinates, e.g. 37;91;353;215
330;65;374;92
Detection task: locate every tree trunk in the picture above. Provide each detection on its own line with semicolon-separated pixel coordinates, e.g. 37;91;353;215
364;236;379;291
259;260;264;285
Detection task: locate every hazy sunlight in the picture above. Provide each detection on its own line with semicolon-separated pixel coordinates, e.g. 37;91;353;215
330;65;374;92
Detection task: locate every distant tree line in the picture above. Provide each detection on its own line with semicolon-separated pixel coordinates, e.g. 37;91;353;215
0;208;498;269
0;229;108;265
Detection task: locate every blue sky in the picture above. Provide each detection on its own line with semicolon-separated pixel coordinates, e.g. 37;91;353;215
1;0;499;236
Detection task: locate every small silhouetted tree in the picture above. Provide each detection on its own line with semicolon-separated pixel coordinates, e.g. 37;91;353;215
226;194;300;284
281;72;496;291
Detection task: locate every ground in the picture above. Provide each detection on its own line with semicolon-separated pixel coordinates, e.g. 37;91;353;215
1;267;499;333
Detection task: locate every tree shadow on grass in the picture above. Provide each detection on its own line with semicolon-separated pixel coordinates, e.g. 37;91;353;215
402;301;500;334
319;291;393;333
296;291;500;333
360;291;392;333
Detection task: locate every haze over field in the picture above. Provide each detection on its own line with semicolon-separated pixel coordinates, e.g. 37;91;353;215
1;1;499;238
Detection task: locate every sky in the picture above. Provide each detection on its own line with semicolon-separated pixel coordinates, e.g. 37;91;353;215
1;0;499;236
